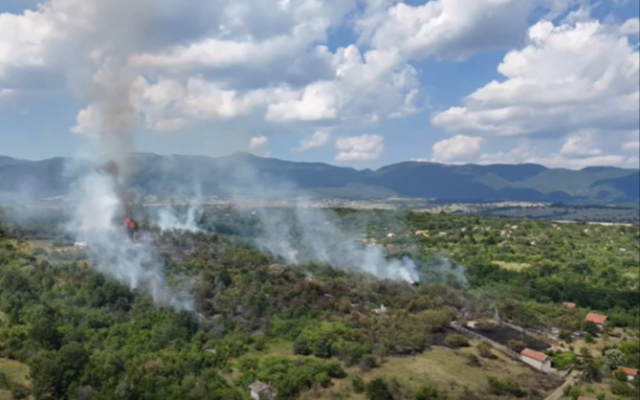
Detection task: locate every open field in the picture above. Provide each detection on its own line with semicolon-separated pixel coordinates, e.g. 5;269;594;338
0;358;31;400
239;340;560;400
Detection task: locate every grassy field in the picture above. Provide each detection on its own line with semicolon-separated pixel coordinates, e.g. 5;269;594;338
239;340;558;400
0;358;31;400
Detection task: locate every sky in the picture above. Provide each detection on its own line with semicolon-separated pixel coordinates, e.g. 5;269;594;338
0;0;638;170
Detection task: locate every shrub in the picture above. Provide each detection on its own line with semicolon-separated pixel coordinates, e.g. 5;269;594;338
477;341;495;359
466;353;481;367
610;381;633;396
444;334;470;348
507;340;526;353
560;330;573;343
415;385;448;400
487;377;525;398
584;334;595;344
352;376;366;393
366;378;394;400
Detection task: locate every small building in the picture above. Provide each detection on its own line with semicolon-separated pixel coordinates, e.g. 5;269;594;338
374;304;388;316
563;302;576;309
584;312;607;328
74;242;87;249
387;232;396;238
248;381;274;400
520;348;553;372
618;367;638;381
577;397;596;400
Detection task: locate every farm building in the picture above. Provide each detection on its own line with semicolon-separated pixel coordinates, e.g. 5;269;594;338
520;348;553;372
563;301;576;309
248;381;274;400
584;312;607;328
618;367;638;381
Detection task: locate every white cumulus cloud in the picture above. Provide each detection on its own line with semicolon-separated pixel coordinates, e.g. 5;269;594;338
293;129;331;152
431;135;483;162
249;135;268;151
335;134;384;161
432;18;640;144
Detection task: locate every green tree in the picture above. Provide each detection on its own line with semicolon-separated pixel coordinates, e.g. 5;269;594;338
366;378;394;400
602;349;624;371
415;385;448;400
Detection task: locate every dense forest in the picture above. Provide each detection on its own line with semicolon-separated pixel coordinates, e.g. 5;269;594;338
0;207;638;400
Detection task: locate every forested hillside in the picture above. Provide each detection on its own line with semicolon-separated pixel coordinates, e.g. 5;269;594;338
1;153;638;203
0;209;639;400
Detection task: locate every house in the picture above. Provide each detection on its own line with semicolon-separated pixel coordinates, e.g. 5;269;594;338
248;381;274;400
520;348;553;372
563;302;576;309
74;242;87;249
387;232;396;238
618;367;638;381
584;313;607;328
577;397;596;400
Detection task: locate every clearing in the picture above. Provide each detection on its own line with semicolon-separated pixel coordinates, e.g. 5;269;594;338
240;340;560;400
491;261;530;271
0;358;31;400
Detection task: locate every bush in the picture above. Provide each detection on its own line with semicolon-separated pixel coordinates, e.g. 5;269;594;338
560;330;573;343
360;354;378;371
507;340;526;353
444;334;470;348
466;353;481;367
613;370;628;382
610;381;633;396
487;377;525;398
564;384;581;400
366;378;394;400
584;334;595;344
415;385;449;400
10;385;30;400
352;376;366;394
477;341;495;359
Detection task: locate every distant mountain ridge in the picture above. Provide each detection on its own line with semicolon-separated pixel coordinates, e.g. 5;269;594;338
0;152;638;203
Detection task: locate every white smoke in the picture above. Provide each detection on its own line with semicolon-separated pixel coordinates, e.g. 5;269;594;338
210;157;420;283
156;204;202;232
50;0;197;311
252;204;419;283
67;169;194;311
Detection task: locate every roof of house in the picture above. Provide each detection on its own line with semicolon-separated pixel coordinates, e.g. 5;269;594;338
248;381;271;393
520;348;549;362
563;302;576;309
585;312;607;324
618;367;638;376
577;397;596;400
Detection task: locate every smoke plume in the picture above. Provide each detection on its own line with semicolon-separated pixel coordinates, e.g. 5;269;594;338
58;1;194;310
209;156;420;283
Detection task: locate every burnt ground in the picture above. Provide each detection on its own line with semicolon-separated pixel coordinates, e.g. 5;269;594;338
468;325;550;351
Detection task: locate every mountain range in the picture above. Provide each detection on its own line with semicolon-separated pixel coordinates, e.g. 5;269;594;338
0;152;638;203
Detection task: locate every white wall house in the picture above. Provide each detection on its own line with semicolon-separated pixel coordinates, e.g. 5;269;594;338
520;348;553;372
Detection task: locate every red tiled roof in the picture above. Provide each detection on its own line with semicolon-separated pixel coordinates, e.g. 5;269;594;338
520;348;549;362
585;312;607;325
563;302;576;309
619;367;638;376
577;397;596;400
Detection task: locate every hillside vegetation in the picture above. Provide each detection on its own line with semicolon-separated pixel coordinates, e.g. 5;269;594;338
0;209;638;400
